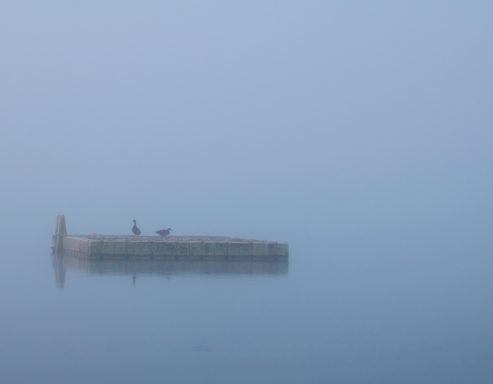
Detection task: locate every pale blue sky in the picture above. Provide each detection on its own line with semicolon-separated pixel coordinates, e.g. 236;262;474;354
0;0;491;239
0;4;493;383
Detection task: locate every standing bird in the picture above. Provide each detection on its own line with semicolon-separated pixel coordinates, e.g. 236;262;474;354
156;228;172;237
132;219;141;235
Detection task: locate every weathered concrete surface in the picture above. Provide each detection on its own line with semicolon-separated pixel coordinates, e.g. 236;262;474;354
52;215;67;255
62;254;288;276
63;235;289;259
53;216;288;260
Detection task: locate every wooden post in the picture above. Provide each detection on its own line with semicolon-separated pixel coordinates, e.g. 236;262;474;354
53;214;67;255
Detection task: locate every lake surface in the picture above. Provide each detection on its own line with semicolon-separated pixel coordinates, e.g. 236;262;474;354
1;3;492;382
0;219;491;384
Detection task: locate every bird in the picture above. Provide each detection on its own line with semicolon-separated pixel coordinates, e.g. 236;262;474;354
132;219;141;235
156;228;172;237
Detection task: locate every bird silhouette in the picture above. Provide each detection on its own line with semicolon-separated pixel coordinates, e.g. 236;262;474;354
156;228;172;237
132;219;141;235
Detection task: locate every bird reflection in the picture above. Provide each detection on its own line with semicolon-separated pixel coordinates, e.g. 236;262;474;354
52;251;288;288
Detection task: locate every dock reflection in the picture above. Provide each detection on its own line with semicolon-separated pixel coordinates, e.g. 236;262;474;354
52;252;289;288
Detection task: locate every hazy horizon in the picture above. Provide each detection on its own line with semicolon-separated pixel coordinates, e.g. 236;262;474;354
0;1;492;383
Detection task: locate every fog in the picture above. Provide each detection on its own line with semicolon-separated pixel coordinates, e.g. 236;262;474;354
0;1;492;383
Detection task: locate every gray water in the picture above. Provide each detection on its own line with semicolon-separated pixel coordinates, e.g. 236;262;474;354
1;1;492;383
1;199;492;384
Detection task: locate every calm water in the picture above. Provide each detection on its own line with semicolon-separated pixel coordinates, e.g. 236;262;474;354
1;2;492;382
0;217;491;384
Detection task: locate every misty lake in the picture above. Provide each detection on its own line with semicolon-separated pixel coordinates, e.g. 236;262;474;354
0;215;491;384
1;1;491;382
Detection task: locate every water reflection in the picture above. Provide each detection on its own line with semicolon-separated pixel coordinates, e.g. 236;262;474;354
52;252;288;288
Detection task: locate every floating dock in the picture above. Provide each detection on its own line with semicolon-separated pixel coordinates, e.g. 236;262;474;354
53;215;289;260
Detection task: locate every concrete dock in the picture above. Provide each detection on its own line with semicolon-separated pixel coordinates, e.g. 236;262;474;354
53;215;289;260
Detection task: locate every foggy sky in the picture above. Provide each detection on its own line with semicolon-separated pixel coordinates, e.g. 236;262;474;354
1;3;493;383
0;0;491;242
